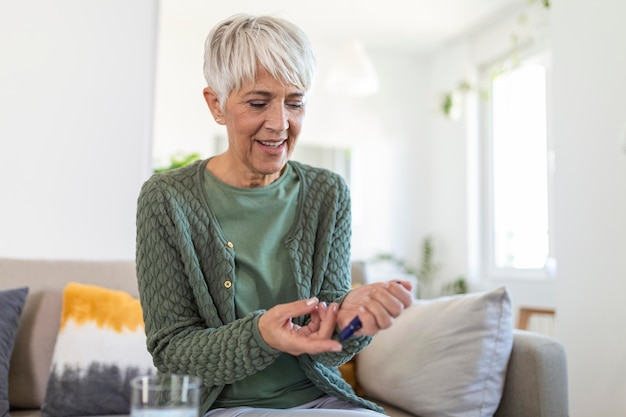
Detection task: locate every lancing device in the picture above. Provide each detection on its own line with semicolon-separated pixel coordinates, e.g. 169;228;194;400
338;316;362;340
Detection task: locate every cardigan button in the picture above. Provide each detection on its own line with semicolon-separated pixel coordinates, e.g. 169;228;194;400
224;280;232;289
226;241;234;248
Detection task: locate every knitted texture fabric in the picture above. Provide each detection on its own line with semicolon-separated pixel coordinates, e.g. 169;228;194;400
135;160;382;414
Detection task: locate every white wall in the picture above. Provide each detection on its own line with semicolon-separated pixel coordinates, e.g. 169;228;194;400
552;1;626;416
0;0;157;260
310;46;429;264
424;40;474;297
424;3;555;304
151;2;215;168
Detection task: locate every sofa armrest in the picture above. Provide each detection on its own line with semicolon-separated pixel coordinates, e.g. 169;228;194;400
495;329;569;417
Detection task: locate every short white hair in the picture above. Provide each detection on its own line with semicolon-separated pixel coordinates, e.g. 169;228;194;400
203;14;317;108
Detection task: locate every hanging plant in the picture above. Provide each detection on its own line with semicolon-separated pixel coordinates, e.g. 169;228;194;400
154;152;202;173
440;80;472;119
439;0;549;118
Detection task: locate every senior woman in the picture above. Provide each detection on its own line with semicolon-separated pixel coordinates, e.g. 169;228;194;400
135;14;413;417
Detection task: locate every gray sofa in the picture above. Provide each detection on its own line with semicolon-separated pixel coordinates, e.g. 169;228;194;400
1;258;569;417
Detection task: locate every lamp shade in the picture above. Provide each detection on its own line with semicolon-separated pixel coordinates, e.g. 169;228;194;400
325;40;379;96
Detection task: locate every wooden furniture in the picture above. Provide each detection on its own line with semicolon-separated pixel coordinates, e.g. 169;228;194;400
517;307;556;330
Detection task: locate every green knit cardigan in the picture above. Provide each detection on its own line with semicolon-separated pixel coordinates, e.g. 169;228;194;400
135;159;383;414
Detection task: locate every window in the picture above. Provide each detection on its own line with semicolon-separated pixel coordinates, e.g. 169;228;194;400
480;52;553;279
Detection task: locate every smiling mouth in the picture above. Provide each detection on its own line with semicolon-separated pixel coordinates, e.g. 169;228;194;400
257;140;286;148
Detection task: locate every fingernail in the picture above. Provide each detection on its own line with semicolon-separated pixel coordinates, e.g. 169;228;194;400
306;297;318;305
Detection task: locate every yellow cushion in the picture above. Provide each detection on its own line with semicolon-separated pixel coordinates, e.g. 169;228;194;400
42;282;156;416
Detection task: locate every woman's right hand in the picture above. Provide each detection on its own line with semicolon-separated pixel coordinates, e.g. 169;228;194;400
258;297;343;355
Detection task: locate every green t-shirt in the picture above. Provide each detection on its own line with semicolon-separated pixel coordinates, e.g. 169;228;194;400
203;164;324;408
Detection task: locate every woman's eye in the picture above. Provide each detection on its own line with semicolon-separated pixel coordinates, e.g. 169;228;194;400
247;100;304;109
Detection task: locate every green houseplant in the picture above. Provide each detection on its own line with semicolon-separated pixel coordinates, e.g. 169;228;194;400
154;152;202;173
372;236;467;299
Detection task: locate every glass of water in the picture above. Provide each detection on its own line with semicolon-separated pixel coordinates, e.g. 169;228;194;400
130;374;201;417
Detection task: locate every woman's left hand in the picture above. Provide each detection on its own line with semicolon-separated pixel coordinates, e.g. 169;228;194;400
337;280;414;338
258;298;343;355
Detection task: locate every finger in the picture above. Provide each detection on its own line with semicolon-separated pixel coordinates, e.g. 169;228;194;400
307;302;325;332
306;302;328;333
391;279;414;293
316;301;328;321
289;296;321;316
265;297;320;324
301;302;337;338
350;298;393;332
317;302;339;339
269;322;344;354
363;283;414;330
370;286;407;317
291;339;343;355
345;292;402;335
384;280;414;308
336;304;366;330
258;298;320;349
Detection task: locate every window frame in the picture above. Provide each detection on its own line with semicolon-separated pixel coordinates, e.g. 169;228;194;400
478;48;555;282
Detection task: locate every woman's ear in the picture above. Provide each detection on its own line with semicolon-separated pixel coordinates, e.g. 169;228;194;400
203;87;224;124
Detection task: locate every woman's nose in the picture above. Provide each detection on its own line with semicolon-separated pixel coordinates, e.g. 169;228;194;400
265;103;289;131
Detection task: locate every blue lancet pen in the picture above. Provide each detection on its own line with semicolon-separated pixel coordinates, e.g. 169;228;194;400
338;316;362;340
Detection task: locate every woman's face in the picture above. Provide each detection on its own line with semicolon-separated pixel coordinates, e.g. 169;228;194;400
215;66;307;186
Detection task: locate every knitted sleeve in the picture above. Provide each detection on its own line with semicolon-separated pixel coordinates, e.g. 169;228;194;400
135;171;281;387
302;170;373;366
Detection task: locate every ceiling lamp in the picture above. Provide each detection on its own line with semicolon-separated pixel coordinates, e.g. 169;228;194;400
325;40;379;96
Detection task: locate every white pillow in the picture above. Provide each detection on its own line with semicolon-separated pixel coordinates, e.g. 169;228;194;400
356;286;513;417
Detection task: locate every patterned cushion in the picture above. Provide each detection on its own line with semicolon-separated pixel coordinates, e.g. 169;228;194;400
41;283;156;417
0;287;28;417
